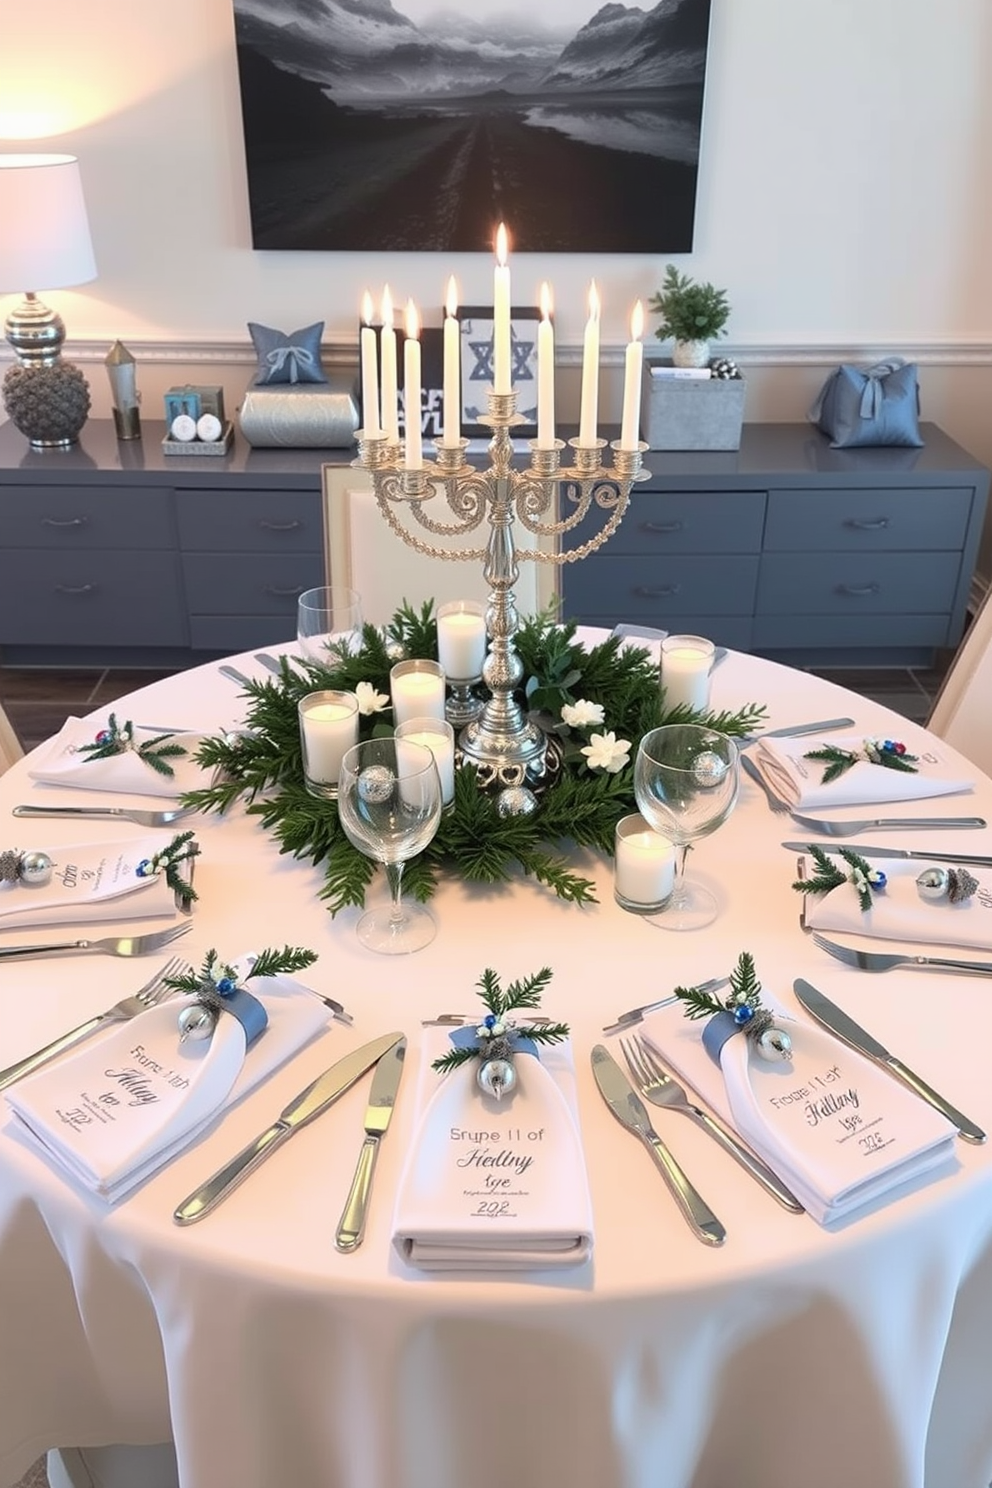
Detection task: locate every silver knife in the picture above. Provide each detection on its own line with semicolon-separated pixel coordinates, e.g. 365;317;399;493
743;716;855;744
590;1044;726;1245
782;841;992;867
792;979;986;1144
219;664;252;687
335;1037;406;1252
254;652;284;675
173;1031;404;1224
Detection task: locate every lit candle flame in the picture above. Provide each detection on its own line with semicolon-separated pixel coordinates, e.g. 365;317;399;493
588;281;600;320
362;290;374;326
631;299;643;341
405;299;420;340
540;281;552;321
496;222;508;267
446;275;458;319
381;285;393;326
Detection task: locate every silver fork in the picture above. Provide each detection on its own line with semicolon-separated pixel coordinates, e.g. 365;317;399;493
740;754;788;813
0;953;192;1091
13;804;199;829
620;1035;804;1212
811;930;992;976
0;921;191;962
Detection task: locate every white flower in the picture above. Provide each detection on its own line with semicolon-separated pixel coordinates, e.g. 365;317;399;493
581;730;632;773
355;681;389;716
561;699;604;728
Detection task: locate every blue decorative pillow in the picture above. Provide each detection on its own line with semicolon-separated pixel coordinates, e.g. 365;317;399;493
248;321;328;386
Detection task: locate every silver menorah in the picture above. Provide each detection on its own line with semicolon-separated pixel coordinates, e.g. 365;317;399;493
355;389;649;792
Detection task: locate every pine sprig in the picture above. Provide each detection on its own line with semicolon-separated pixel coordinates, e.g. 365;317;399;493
793;843;882;911
78;714;188;778
792;842;847;895
674;950;763;1022
431;965;568;1075
162;944;317;998
804;739;918;784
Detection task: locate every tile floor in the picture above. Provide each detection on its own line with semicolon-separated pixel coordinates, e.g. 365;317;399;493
0;653;955;755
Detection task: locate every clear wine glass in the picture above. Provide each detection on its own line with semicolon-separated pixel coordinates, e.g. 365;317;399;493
336;737;442;954
297;586;363;665
633;723;740;931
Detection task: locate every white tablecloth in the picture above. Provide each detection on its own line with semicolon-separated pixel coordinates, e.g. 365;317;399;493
3;644;992;1488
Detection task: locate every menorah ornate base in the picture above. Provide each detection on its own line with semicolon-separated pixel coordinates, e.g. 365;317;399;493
356;390;649;789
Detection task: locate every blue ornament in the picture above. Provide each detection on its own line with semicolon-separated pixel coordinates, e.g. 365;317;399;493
484;1013;497;1030
96;729;112;745
869;869;887;890
135;858;154;878
733;1004;754;1026
216;976;236;996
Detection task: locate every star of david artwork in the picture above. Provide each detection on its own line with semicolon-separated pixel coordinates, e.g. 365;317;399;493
459;307;540;437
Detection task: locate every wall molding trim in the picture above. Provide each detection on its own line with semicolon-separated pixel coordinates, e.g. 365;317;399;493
3;338;991;370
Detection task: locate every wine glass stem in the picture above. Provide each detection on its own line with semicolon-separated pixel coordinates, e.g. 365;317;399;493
672;843;691;907
385;862;406;929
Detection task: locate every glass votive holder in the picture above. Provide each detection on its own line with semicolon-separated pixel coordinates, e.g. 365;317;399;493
437;599;487;726
395;715;456;808
390;658;446;726
614;813;675;915
660;634;715;713
298;690;359;799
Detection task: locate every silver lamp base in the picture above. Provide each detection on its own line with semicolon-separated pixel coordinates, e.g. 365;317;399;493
2;292;91;450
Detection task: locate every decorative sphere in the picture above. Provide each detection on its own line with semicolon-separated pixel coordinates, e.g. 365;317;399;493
692;750;729;788
916;867;949;902
196;413;222;442
384;640;407;663
2;361;91;447
756;1025;793;1062
357;764;395;803
733;1003;754;1026
18;850;54;887
170;413;198;442
178;1003;217;1042
478;1057;517;1101
496;785;538;818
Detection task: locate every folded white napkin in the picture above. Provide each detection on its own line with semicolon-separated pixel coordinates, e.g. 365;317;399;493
641;990;956;1224
4;961;329;1202
391;1031;593;1271
29;718;206;798
806;857;992;951
751;732;972;810
0;836;185;930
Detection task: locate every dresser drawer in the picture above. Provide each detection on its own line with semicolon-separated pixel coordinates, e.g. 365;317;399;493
753;612;952;650
565;489;765;555
182;553;324;615
176;490;323;553
1;487;175;549
764;487;972;551
757;552;961;615
0;551;187;645
565;555;759;618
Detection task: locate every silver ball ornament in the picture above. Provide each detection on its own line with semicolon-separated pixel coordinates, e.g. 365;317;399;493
18;850;54;887
384;639;407;663
756;1025;793;1062
692;750;729;788
916;867;949;901
178;1003;217;1043
357;764;396;804
477;1057;517;1101
496;785;538;818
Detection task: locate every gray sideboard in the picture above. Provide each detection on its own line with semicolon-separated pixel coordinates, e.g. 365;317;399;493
560;422;990;666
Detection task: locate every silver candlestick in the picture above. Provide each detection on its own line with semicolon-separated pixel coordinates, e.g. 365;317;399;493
355;390;649;791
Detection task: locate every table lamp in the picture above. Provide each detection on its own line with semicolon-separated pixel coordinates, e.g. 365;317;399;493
0;153;97;449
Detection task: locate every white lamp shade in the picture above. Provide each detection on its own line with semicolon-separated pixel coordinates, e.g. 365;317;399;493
0;154;96;293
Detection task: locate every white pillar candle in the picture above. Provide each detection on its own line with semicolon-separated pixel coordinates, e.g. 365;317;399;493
360;291;381;439
299;691;359;794
390;659;445;725
380;285;399;446
537;281;555;450
661;635;715;712
404;299;422;470
578;280;600;446
436;601;486;681
443;275;461;448
493;222;511;395
620;300;644;451
396;717;456;806
614;814;675;912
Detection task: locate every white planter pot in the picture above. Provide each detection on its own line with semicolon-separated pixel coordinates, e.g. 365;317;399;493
672;339;710;369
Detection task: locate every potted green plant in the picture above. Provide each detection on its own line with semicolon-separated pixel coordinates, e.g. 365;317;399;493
648;265;730;368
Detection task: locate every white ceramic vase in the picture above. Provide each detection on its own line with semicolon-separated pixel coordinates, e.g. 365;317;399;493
672;339;711;369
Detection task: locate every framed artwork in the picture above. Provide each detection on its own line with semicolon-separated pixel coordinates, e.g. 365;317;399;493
459;307;540;439
231;0;712;253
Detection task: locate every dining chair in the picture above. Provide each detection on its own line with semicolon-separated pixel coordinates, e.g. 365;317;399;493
322;466;548;628
0;702;23;774
926;586;992;775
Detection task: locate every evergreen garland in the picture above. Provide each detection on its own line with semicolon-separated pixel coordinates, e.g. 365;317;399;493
181;606;768;912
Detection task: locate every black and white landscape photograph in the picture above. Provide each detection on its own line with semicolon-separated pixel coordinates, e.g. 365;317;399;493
232;0;712;252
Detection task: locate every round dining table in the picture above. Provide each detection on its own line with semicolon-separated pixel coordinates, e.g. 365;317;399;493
2;639;992;1488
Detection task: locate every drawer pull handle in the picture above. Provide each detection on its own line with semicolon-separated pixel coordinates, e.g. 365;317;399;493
264;585;306;598
54;583;96;596
42;516;88;528
258;520;303;532
845;517;890;531
642;521;684;534
633;584;681;598
836;582;881;597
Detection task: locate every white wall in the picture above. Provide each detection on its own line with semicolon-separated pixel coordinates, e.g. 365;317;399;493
3;0;992;568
